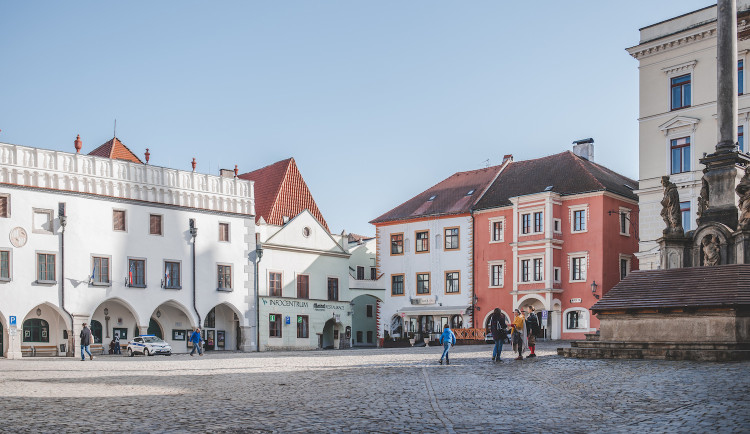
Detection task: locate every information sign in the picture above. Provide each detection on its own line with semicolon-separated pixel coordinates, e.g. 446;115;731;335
269;314;275;322
297;316;302;323
285;316;291;325
9;315;16;327
541;310;548;322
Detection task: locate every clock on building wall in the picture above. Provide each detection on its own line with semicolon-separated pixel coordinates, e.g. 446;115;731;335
10;227;27;248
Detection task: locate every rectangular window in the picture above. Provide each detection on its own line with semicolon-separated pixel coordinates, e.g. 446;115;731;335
113;210;126;231
269;314;282;338
366;304;374;318
445;271;460;294
91;256;110;284
269;272;282;297
739;125;744;153
367;331;373;344
671;137;691;174
218;223;230;242
492;221;503;242
671;74;691;110
370;267;376;280
681;201;691;232
37;253;55;282
356;331;363;343
0;250;10;280
620;212;628;235
390;233;404;255
533;212;543;233
391;274;404;296
217;264;232;290
327;277;339;301
416;273;430;294
572;257;586;281
128;259;145;287
444;227;459;250
521;259;530;282
554;267;561;283
522;214;531;234
554;219;561;233
573;209;586;232
164;261;181;288
297;315;309;338
620;258;629;280
415;230;429;253
297;274;309;299
0;195;8;218
533;258;543;281
740;60;745;95
491;264;503;287
149;214;163;235
357;266;364;280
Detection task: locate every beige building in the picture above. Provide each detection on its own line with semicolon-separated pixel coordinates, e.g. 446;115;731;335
627;1;750;269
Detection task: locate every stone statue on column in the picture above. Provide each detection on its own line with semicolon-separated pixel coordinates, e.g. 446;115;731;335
736;167;750;229
697;177;709;221
701;234;720;266
660;176;683;235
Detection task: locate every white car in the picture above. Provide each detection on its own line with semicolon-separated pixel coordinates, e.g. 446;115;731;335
127;335;172;357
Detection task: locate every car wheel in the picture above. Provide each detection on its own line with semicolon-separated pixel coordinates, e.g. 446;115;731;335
128;348;134;357
144;348;151;356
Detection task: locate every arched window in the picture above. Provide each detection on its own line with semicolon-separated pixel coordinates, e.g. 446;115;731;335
23;319;49;342
90;320;102;344
565;309;588;331
450;315;463;329
204;308;216;328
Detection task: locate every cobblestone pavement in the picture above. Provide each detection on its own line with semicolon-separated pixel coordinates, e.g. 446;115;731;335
1;342;748;433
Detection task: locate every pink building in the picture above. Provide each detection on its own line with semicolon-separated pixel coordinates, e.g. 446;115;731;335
473;147;639;340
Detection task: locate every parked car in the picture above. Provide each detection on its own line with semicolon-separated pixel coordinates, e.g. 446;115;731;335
127;335;172;357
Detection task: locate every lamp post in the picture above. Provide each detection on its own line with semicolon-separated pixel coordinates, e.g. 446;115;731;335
254;241;263;352
591;281;599;299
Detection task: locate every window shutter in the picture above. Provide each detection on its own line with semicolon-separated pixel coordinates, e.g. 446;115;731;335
150;215;161;235
0;197;7;217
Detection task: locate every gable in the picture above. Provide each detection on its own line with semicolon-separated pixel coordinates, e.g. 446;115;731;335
264;211;345;254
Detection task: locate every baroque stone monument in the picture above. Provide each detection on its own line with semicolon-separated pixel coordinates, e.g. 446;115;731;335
560;0;750;361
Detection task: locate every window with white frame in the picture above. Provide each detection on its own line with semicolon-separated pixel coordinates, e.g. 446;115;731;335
564;308;589;331
521;259;530;282
533;258;543;281
521;214;531;234
0;249;11;281
619;255;632;281
553;218;561;233
489;218;504;242
619;208;631;236
553;267;561;283
570;206;588;233
91;256;110;285
570;254;587;282
533;212;543;233
488;261;504;288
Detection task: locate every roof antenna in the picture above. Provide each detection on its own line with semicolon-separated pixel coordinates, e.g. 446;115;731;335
113;119;117;138
482;158;490;168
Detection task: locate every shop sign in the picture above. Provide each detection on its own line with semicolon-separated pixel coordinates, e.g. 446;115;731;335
570;298;582;304
263;299;309;308
410;296;437;305
313;303;345;311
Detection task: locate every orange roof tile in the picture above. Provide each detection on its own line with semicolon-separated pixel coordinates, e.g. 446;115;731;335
88;137;143;164
239;158;330;231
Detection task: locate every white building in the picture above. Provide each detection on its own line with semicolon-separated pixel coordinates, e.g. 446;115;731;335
0;136;256;358
627;1;750;269
371;165;502;343
347;235;385;347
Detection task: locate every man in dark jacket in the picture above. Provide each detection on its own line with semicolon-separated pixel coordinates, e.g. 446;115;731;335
80;323;93;361
490;308;507;362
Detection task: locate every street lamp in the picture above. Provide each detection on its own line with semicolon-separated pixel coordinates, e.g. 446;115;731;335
591;281;599;299
254;241;263;352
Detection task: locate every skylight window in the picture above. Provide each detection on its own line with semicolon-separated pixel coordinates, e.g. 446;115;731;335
624;184;634;190
428;195;437;201
544;186;554;191
466;189;475;196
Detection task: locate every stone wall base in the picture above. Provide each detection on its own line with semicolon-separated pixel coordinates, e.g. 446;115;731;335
559;341;750;361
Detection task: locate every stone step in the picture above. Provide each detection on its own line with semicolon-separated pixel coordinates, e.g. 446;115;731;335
568;340;750;351
584;332;600;341
558;346;750;362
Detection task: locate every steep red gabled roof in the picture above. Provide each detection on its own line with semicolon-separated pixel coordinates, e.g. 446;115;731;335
88;137;143;164
239;158;330;231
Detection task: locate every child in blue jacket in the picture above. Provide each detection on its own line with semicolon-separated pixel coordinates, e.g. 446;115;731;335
439;324;457;365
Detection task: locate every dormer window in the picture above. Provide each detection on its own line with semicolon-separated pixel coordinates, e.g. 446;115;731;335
428;195;437;201
466;189;475;196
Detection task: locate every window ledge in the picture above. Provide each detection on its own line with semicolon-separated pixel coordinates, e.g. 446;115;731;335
217;288;233;292
90;282;111;287
488;285;504;289
0;277;11;282
128;284;147;289
35;280;57;285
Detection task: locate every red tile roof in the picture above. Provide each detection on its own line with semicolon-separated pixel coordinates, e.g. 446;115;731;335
239;158;330;231
370;165;504;224
88;137;144;164
474;151;638;210
591;265;750;312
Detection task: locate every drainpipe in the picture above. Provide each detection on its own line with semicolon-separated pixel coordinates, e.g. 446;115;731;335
58;203;74;357
189;219;201;327
254;239;263;352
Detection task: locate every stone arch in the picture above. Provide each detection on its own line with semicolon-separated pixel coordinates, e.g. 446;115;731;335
516;294;548;310
482;309;510;330
90;297;141;350
202;302;244;351
692;222;734;266
21;302;70;357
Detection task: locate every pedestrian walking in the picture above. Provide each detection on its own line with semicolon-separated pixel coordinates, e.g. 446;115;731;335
489;308;507;362
510;309;527;360
113;333;122;355
189;327;204;356
80;323;94;361
526;306;539;358
438;324;456;365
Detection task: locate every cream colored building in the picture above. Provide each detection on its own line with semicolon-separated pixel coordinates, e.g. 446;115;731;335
627;1;750;269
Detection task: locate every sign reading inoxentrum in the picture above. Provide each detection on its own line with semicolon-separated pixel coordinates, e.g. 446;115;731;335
262;298;345;310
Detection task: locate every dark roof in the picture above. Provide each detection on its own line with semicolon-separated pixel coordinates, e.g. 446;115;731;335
370;165;503;224
591;265;750;312
238;158;329;231
88;137;143;164
348;233;374;243
474;151;637;210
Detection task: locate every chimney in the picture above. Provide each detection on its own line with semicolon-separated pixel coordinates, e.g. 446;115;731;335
572;138;594;161
502;154;513;164
219;168;234;178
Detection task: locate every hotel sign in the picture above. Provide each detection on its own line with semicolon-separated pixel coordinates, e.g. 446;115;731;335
410;296;437;305
570;298;582;303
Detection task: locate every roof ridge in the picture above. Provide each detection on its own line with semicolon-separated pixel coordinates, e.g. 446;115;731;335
568;151;605;191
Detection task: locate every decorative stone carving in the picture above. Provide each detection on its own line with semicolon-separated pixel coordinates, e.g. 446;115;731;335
736;167;750;230
660;176;683;235
697;177;709;220
701;234;720;266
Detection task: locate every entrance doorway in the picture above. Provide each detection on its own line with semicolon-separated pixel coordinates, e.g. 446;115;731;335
147;318;163;339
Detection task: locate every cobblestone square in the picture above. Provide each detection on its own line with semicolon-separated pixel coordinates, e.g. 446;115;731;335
0;342;748;433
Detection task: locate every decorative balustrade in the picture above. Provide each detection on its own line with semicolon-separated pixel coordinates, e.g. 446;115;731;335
0;142;254;215
452;328;487;340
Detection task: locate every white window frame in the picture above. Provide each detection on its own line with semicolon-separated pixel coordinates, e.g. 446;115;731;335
163;259;183;289
149;213;164;236
619;207;631;236
267;270;284;297
662;60;696;112
90;254;112;287
553;267;561;283
217;263;233;291
127;256;147;288
619;254;632;280
488;217;505;243
488;260;505;288
553;218;562;234
660;120;697;178
518;254;544;284
32;208;54;235
0;248;12;281
568;252;589;283
569;205;589;234
36;250;57;284
563;307;591;333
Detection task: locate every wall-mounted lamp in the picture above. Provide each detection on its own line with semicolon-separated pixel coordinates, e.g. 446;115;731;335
36;308;42;316
591;281;599;299
255;242;264;261
156;309;162;318
103;308;109;316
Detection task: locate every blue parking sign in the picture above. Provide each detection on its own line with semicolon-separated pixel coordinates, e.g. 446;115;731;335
9;316;16;327
285;316;291;325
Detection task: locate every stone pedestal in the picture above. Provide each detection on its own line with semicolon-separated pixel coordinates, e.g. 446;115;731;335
6;327;23;359
659;235;692;269
698;151;750;229
237;325;255;352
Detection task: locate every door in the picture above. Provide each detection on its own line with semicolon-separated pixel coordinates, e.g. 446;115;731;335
147;318;163;339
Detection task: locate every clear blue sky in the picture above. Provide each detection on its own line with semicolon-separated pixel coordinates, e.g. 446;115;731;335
0;1;711;235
